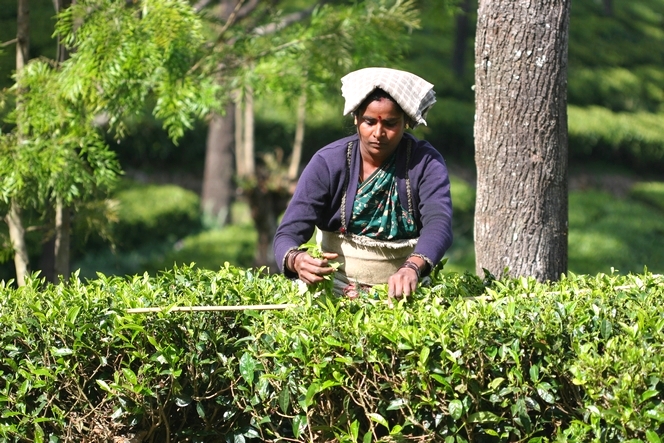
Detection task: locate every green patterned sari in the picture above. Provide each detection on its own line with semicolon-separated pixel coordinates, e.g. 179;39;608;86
348;151;417;240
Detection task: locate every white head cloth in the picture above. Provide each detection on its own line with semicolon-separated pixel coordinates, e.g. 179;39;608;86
341;67;436;127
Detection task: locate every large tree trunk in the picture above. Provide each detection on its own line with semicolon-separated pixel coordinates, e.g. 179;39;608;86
473;0;570;281
7;0;31;286
201;105;235;227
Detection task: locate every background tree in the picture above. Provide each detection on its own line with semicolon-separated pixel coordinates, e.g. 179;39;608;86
0;0;221;285
3;0;31;286
473;0;571;280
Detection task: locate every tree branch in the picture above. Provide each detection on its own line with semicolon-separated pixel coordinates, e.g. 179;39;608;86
1;38;17;47
253;3;320;36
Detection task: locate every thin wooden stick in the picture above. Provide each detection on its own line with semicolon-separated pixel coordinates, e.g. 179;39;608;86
127;304;296;314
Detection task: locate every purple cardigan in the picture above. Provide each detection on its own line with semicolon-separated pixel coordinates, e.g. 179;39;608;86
274;132;453;276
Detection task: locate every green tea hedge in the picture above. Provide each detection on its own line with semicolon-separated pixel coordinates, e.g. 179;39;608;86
0;265;663;442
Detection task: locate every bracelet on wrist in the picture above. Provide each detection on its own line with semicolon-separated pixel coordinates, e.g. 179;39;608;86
287;250;305;272
399;260;421;280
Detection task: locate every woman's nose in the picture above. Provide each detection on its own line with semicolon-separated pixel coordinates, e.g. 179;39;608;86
373;123;385;138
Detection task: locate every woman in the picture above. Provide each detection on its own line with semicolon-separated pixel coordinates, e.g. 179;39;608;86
273;67;453;298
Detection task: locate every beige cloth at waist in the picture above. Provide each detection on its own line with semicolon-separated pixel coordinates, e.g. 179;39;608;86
319;230;418;287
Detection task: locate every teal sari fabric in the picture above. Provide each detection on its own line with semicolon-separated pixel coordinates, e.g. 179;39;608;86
348;152;417;240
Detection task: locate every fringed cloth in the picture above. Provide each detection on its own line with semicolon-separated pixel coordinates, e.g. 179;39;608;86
319;230;418;294
341;67;436;127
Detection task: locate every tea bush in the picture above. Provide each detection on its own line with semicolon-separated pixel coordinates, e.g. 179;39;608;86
0;266;663;442
568;106;664;169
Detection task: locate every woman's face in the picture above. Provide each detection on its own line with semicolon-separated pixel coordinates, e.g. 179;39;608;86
355;98;406;162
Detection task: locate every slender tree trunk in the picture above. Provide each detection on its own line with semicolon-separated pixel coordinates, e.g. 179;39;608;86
452;0;472;78
6;202;29;286
234;92;245;178
288;93;306;181
16;0;29;68
49;0;73;282
243;87;255;177
602;0;613;16
7;0;32;286
201;105;235;228
473;0;570;281
198;0;240;228
54;198;70;281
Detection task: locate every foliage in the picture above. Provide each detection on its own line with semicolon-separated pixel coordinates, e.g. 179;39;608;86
0;0;222;274
55;0;221;141
0;265;663;442
239;0;422;105
111;182;202;251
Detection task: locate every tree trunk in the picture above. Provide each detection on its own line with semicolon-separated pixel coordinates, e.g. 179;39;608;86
6;202;29;286
602;0;613;16
234;92;245;178
53;198;70;281
452;0;472;78
473;0;570;281
7;0;31;286
16;0;29;69
201;105;236;228
52;0;73;282
288;93;306;181
242;87;255;177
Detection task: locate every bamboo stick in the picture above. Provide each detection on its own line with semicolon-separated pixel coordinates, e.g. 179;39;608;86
127;304;296;314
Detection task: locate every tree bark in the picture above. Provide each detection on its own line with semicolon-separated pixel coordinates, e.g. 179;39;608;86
473;0;570;281
201;105;235;227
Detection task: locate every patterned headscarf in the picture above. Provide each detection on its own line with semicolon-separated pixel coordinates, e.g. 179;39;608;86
341;67;436;127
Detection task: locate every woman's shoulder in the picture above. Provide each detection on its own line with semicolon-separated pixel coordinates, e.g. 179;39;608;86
404;133;443;160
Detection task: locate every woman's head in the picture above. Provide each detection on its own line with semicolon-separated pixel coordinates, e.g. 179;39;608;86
353;88;413;129
354;88;407;162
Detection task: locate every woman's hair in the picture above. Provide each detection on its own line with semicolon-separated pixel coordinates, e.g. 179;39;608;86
352;88;413;128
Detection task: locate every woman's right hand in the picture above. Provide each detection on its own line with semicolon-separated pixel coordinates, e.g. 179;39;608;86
293;252;339;285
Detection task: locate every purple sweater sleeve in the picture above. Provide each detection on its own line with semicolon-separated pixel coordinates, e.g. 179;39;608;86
273;137;352;275
408;139;454;267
